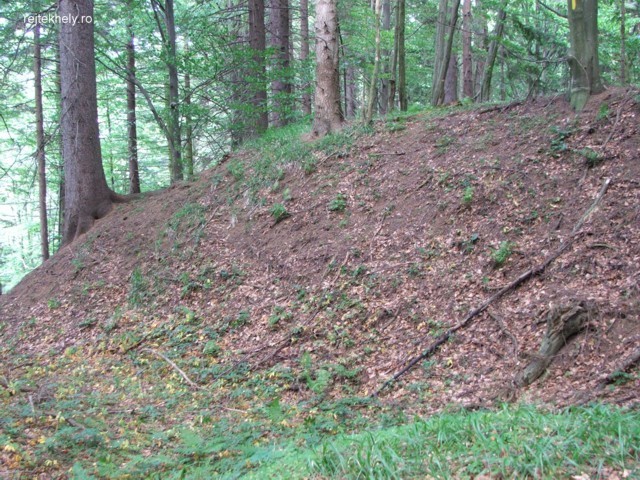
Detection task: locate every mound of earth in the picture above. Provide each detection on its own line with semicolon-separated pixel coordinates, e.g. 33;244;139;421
2;88;639;414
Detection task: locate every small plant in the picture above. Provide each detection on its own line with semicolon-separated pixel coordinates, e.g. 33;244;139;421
462;185;474;205
579;147;604;168
491;241;513;267
78;317;97;330
231;310;250;329
550;125;574;153
268;306;292;328
226;159;245;181
128;267;148;307
328;193;347;212
302;157;317;175
270;203;290;223
47;298;61;310
435;135;455;154
203;341;221;357
596;102;610;121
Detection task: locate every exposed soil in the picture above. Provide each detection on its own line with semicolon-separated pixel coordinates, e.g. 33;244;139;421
2;88;639;416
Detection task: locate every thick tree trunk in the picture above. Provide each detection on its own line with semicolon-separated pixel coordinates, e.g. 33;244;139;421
479;6;507;102
300;0;312;115
249;0;269;134
312;0;343;137
270;0;292;126
345;62;357;118
34;22;49;261
165;0;183;182
444;53;459;104
126;17;141;194
567;0;603;111
55;36;64;243
59;0;116;246
462;0;473;98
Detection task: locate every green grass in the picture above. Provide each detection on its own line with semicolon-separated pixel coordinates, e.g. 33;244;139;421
306;404;639;479
232;121;371;202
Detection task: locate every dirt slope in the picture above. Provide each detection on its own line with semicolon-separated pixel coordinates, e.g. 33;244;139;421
1;88;639;414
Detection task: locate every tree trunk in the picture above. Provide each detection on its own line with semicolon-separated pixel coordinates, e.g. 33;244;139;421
59;0;117;246
364;0;383;124
55;35;65;243
567;0;603;111
300;0;312;115
619;0;626;84
184;70;195;180
444;53;459;104
345;61;357;118
397;0;406;111
249;0;269;134
165;0;182;182
34;22;49;261
126;16;141;194
479;6;507;102
312;0;343;137
379;0;391;115
462;0;473;98
431;0;461;106
270;0;292;126
473;0;487;99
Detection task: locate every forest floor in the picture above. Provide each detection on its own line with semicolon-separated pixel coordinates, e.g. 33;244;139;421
1;87;639;478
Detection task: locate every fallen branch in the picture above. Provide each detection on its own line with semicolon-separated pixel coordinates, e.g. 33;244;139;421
373;178;611;397
141;348;201;390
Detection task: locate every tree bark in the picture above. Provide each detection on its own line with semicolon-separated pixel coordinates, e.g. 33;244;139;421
479;5;507;102
462;0;473;98
431;0;461;106
126;14;141;194
312;0;343;137
184;70;195;180
619;0;626;84
300;0;312;115
59;0;117;245
567;0;603;111
397;0;406;111
379;0;391;115
34;22;49;261
444;53;459;104
270;0;292;126
364;0;383;124
249;0;269;134
165;0;182;182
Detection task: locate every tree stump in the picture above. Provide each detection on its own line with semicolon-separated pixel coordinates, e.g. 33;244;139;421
516;301;596;387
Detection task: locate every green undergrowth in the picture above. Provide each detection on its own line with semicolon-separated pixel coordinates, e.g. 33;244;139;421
226;121;374;202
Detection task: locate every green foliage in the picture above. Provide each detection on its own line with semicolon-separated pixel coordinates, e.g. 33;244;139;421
312;405;640;479
491;241;513;267
579;147;604;168
270;203;290;223
328;193;347;212
550;125;574;153
462;185;474;205
128;267;149;307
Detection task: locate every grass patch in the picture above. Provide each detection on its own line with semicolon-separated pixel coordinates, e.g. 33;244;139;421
310;404;640;479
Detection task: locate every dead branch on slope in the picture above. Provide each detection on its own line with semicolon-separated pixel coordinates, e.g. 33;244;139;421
373;178;611;397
